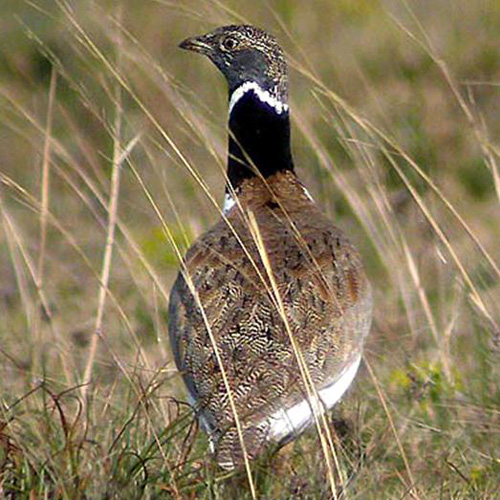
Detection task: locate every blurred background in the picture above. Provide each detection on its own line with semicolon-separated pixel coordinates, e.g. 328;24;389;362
0;0;499;498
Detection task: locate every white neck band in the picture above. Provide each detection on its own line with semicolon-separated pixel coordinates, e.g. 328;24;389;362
229;81;288;115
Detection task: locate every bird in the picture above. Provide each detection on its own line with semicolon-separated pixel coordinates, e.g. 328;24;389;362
169;24;372;470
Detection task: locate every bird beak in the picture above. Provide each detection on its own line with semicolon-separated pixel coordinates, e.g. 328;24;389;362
178;35;212;55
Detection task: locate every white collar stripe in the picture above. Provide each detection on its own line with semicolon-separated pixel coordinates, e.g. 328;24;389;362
229;81;288;115
222;192;236;214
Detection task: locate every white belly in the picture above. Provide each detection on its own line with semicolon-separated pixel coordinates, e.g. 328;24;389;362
267;355;362;442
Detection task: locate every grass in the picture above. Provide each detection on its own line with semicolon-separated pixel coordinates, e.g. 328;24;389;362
1;0;500;498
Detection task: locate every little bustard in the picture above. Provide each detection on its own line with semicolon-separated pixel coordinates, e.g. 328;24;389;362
169;25;373;470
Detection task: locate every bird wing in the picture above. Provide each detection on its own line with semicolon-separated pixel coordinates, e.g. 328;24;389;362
167;201;372;466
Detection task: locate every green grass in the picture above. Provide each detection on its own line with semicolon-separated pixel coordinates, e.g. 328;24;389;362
1;0;500;498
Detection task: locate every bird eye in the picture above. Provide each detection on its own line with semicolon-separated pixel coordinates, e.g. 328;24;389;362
222;36;239;51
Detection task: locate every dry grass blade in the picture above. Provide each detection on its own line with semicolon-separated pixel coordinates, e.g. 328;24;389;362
0;189;72;384
184;272;258;499
81;8;125;405
80;129;141;402
246;210;341;499
36;67;57;291
0;195;35;339
125;145;262;493
393;3;500;208
365;359;422;500
293;62;500;287
32;65;57;380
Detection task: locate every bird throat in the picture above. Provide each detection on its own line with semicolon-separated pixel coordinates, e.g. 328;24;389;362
227;82;294;192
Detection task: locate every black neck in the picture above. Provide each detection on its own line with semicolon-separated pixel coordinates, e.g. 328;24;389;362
227;89;294;192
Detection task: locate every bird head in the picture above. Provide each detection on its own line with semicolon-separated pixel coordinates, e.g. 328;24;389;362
179;25;288;110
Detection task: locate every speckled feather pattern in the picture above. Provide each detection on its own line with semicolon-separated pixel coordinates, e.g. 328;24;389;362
168;171;372;469
225;25;288;102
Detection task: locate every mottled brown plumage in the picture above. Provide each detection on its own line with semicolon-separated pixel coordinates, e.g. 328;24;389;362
169;172;372;468
170;25;372;469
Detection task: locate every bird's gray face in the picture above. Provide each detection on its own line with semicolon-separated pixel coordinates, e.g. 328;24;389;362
179;25;288;106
